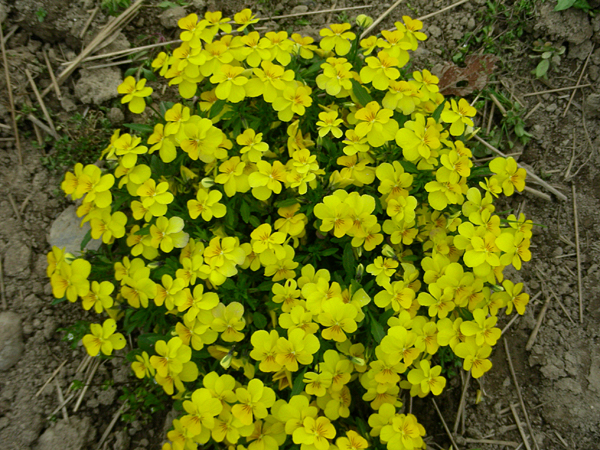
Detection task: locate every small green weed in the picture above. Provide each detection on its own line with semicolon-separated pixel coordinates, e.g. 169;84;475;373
101;0;132;16
40;110;112;172
530;40;565;78
36;8;48;22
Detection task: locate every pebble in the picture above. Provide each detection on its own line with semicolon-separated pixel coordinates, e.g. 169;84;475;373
36;417;96;450
0;311;25;371
291;5;309;14
159;6;187;29
3;240;31;278
48;205;102;255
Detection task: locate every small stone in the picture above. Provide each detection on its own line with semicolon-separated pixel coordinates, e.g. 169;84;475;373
160;6;187;29
0;311;25;371
138;439;149;447
291;5;309;14
189;0;206;9
551;247;564;257
60;96;77;112
36;417;96;450
48;205;102;255
107;107;125;125
74;67;122;105
584;93;600;118
2;240;31;278
427;24;442;38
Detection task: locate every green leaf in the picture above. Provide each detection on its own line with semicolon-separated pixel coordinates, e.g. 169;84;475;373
124;123;154;133
209;99;226;119
342;243;355;276
80;229;92;251
249;215;260;228
535;59;550;78
321;248;338;256
291;368;308;396
240;201;251;224
134;225;152;235
432;100;446;123
138;333;165;353
51;296;67;305
253;312;268;329
350;78;373;106
276;197;299;208
369;313;386;343
554;0;577;10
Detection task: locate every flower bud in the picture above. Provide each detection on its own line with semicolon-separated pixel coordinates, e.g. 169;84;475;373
356;263;364;279
381;244;396;259
201;177;215;188
356;14;373;28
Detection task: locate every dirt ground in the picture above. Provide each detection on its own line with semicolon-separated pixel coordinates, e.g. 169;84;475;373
0;0;599;449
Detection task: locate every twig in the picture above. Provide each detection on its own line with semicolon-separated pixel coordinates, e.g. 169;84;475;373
19;192;34;214
564;131;576;180
510;403;532;450
55;379;70;423
431;398;460;450
489;93;507;116
47;392;76;419
522;83;592;98
27;113;55;137
7;193;22;223
563;45;594;117
566;111;596;181
43;49;62;100
1;25;18;45
0;25;22;165
522;186;552;202
416;0;471;21
75;354;92;374
79;7;99;39
96;402;129;450
504;340;539;450
35;360;68;397
453;370;471;433
501;292;541;335
572;185;583;323
473;135;568;201
549;289;575;324
465;438;520;448
523;102;542;121
261;5;374;23
0;258;7;310
361;0;405;39
61;39;182;65
553;430;570;449
85;59;140;70
25;69;58;139
525;290;552;351
41;0;144;98
73;358;101;412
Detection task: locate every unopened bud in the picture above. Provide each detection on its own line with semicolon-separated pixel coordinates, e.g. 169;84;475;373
356;14;374;28
201;177;215;188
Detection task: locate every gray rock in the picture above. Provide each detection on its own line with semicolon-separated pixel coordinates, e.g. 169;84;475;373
189;0;206;10
427;24;442;38
74;67;122;105
0;311;24;371
291;5;309;14
48;205;102;255
97;32;130;56
60;96;78;113
584;93;600;118
35;417;95;450
159;6;187;29
2;240;31;278
535;2;593;45
108;107;125;125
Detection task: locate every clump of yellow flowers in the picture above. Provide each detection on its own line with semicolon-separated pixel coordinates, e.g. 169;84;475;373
48;8;532;450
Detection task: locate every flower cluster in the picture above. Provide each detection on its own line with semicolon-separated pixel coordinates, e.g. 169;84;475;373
49;9;531;450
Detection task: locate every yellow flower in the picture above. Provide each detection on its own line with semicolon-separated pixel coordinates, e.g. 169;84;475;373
354;101;399;147
233;8;259;31
132;351;155;379
360;51;400;90
81;281;114;313
150;216;189;253
291;33;318;59
250;330;282;373
237;128;269;162
489;157;526;196
319;23;356;56
117;76;153;114
316;57;354;96
248;160;287;201
407;360;446;395
211;301;246;342
441;98;477;136
272;85;313;122
259;31;294;66
318;298;358;342
82;318;126;357
51;259;91;302
276;328;320;372
293;416;336;449
337;430;369;450
210;64;249;103
187;189;227;221
316;110;344;138
232;378;276;426
454;341;493;378
180;388;223;438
